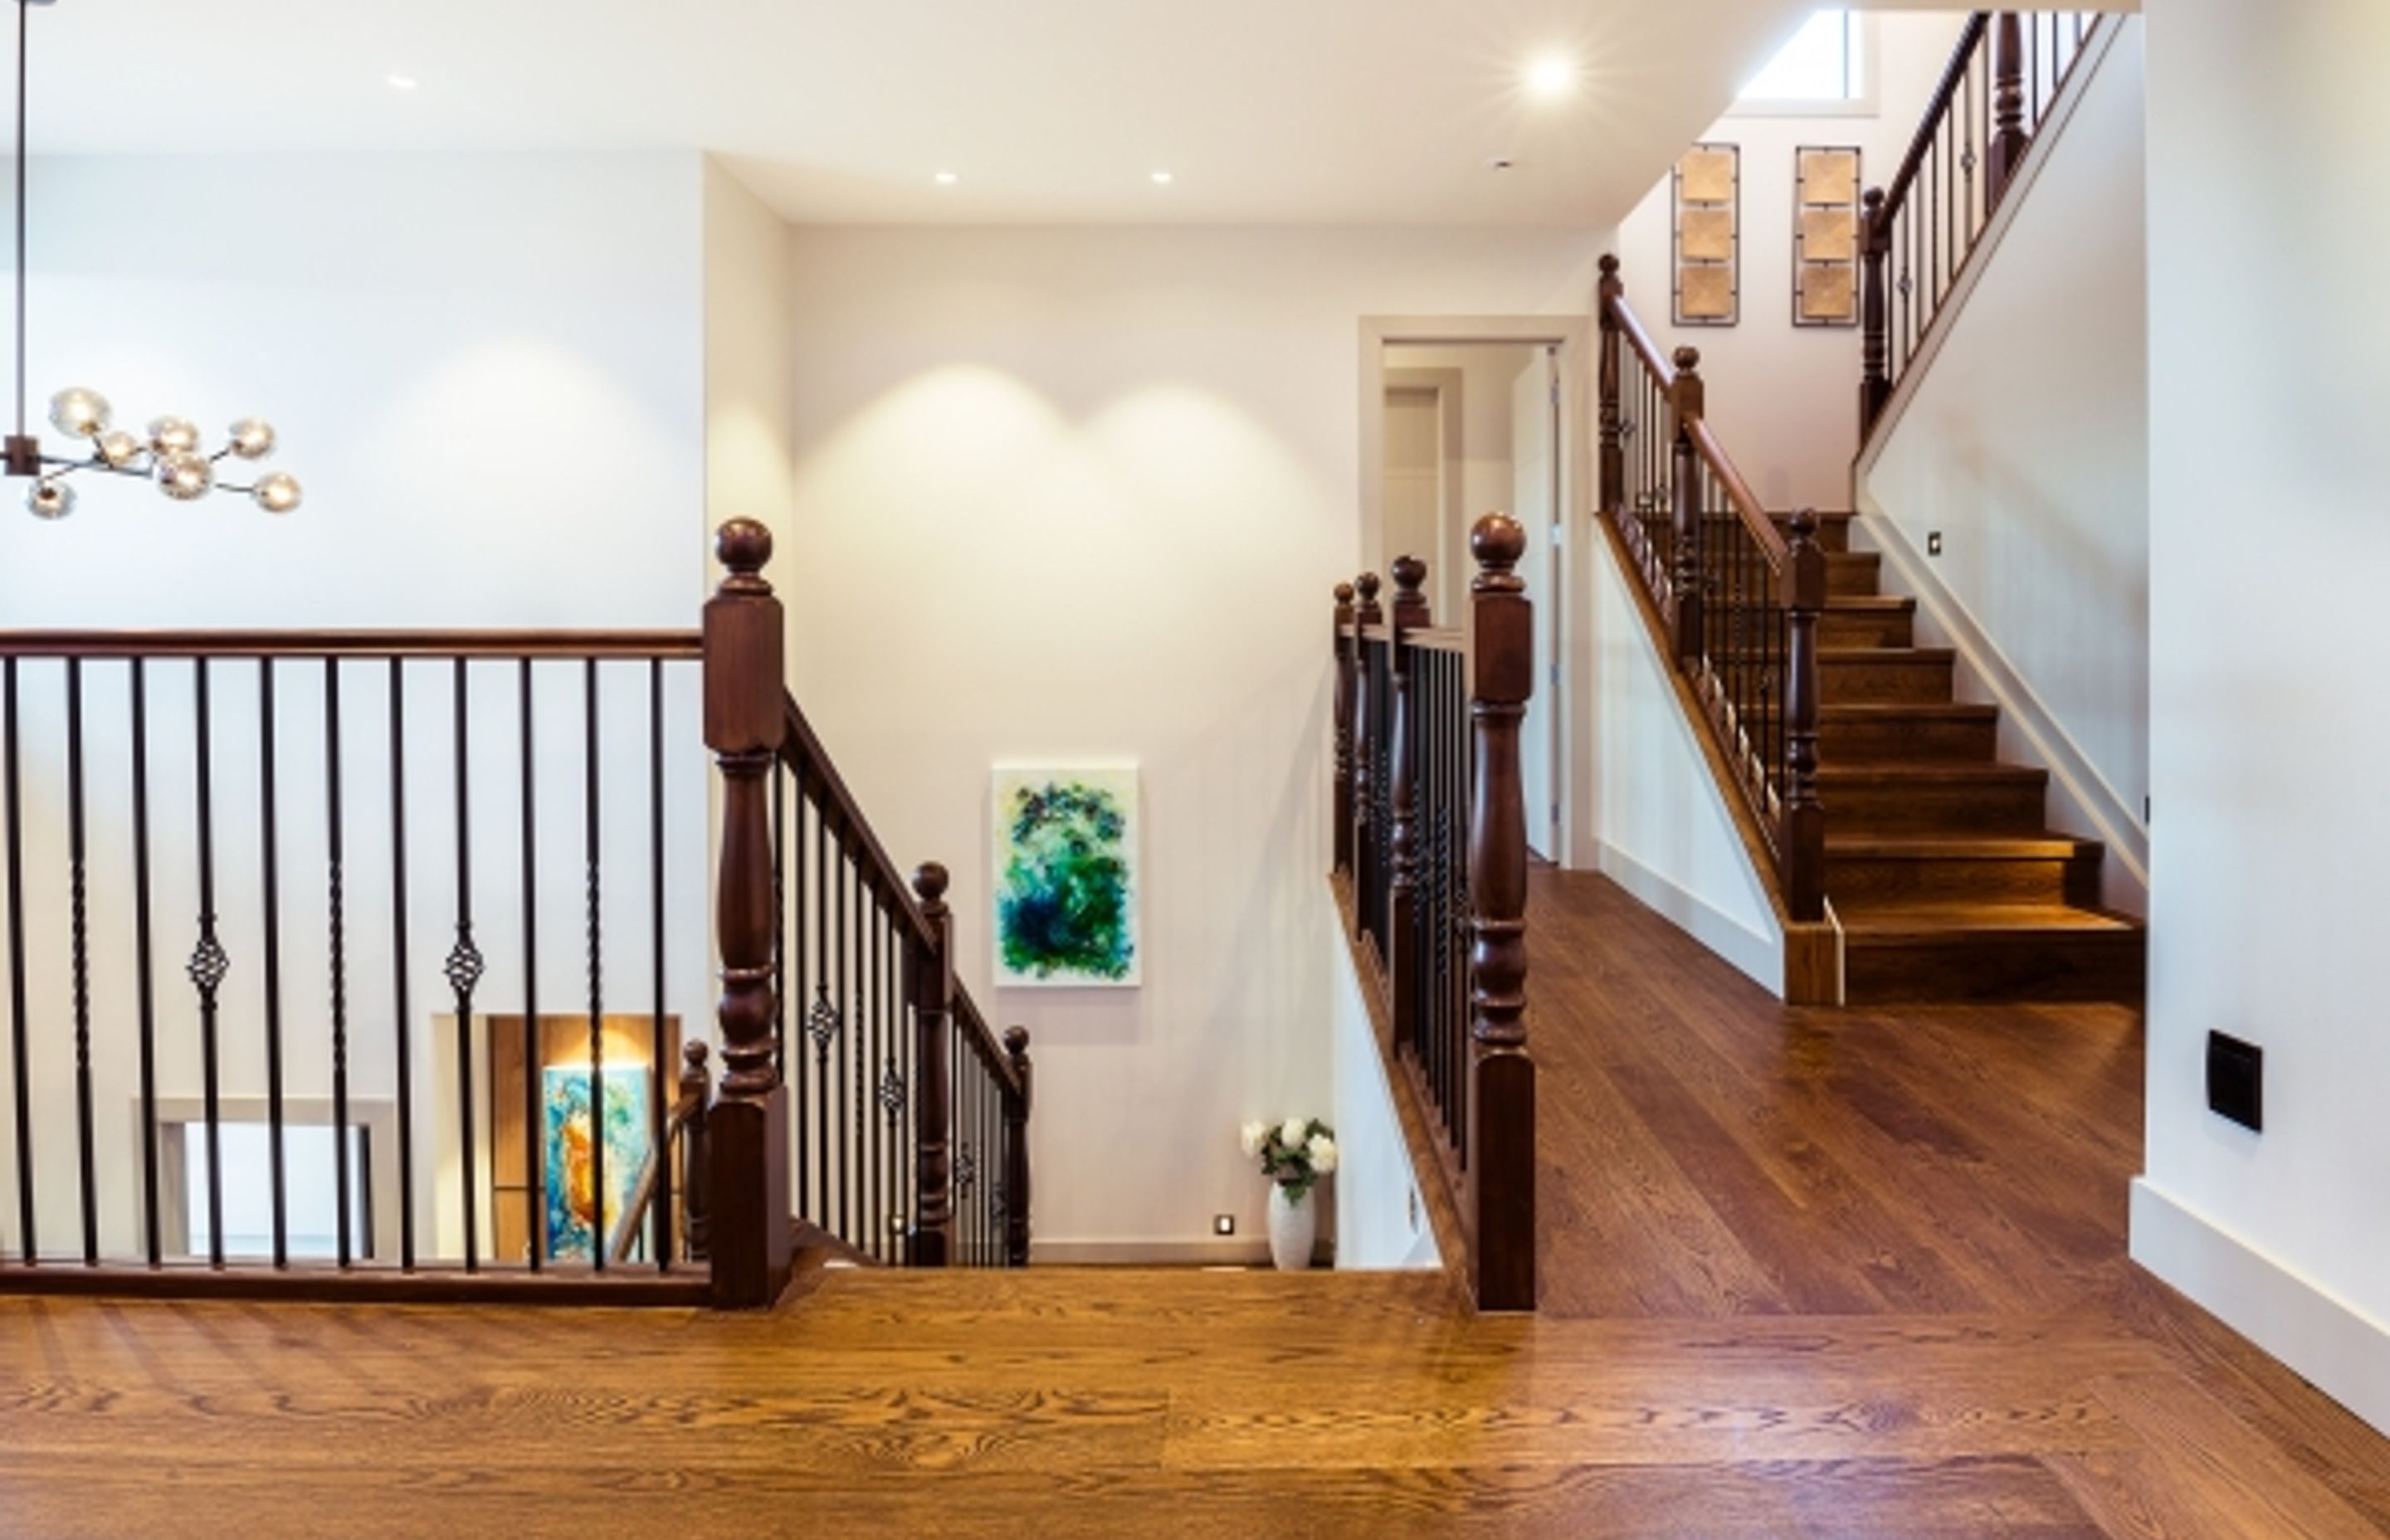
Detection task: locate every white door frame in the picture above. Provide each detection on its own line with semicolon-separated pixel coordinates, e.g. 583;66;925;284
1359;316;1593;875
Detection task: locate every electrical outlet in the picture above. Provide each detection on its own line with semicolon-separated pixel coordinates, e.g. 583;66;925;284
1927;530;1944;557
2207;1031;2263;1133
1212;1214;1236;1237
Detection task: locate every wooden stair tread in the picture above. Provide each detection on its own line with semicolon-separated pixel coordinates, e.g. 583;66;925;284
1824;595;1914;613
1820;702;1997;719
1836;901;2143;940
1817;761;2046;784
1820;646;1951;663
1827;834;2100;860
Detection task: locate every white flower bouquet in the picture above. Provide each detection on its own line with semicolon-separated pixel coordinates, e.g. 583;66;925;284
1240;1115;1339;1201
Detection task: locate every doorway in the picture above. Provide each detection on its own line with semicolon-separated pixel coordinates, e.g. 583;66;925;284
1370;328;1582;866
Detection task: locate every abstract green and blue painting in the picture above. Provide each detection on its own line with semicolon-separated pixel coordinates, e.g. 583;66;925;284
992;766;1140;987
542;1064;652;1261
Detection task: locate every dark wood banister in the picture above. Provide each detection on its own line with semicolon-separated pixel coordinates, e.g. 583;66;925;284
777;694;1024;1102
0;629;704;660
1610;295;1673;395
1685;420;1789;570
1879;12;1992;218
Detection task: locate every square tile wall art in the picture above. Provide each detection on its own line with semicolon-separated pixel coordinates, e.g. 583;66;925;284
1675;142;1740;326
1795;145;1863;327
993;765;1140;988
543;1064;652;1261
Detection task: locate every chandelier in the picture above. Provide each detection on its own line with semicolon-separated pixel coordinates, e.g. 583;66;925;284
4;0;300;520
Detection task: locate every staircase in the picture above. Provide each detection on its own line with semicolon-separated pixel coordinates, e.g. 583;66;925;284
1593;9;2139;1009
1783;509;2143;1004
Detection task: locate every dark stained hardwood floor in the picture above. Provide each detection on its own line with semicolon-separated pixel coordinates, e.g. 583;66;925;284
2;869;2386;1538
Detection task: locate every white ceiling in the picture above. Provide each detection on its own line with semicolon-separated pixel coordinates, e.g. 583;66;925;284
18;0;1973;227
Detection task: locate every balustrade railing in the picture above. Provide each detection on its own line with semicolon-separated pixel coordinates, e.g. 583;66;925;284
1600;256;1827;923
1332;515;1535;1312
1861;10;2101;441
0;524;1036;1308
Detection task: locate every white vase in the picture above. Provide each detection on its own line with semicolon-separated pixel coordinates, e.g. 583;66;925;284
1267;1184;1317;1271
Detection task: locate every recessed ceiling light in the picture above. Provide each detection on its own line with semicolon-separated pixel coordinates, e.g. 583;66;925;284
1150;169;1174;185
387;72;419;91
934;170;958;185
1525;54;1578;100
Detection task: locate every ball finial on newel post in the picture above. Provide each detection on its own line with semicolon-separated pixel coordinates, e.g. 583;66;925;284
1389;553;1430;630
1471;513;1525;582
1354;569;1383;626
715;518;774;595
911;860;950;911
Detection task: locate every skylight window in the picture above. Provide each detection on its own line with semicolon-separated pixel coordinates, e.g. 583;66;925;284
1739;10;1866;105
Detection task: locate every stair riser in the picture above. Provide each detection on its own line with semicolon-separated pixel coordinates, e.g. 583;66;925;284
1822;780;2047;834
1821;610;1915;648
1822;656;1954;704
1826;554;1880;597
1827;854;2100;908
1843;934;2145;1006
1824;716;1998;762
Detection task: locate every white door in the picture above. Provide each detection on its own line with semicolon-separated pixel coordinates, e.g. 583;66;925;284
1382;387;1442;581
1511;349;1560;861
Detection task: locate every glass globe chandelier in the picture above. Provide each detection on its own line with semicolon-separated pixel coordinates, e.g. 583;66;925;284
3;0;300;521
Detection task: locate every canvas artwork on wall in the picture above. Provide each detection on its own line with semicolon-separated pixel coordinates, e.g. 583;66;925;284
1794;145;1864;327
992;765;1140;988
542;1064;652;1260
1674;142;1740;327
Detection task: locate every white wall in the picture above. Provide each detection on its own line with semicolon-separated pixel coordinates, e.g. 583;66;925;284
2134;0;2390;1436
1329;937;1436;1270
0;153;717;1264
1617;13;1968;511
778;225;1602;1257
705;160;801;559
1590;532;1782;991
1860;23;2149;914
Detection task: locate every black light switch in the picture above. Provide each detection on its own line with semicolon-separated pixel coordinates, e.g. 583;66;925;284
2207;1031;2263;1133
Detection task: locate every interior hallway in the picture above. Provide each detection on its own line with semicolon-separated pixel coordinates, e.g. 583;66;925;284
2;870;2385;1538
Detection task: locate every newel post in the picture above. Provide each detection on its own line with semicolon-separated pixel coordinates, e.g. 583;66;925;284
1987;12;2028;206
1332;582;1358;883
1783;512;1829;924
1387;555;1428;1056
1597;254;1625;515
908;863;956;1268
1466;514;1537;1313
704;519;794;1309
1669;347;1706;663
678;1041;713;1263
1859;188;1891;438
1002;1026;1034;1269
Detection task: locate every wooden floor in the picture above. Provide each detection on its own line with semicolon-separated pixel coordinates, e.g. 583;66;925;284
3;870;2387;1538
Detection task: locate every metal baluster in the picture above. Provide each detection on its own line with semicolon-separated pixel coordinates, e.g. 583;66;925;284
259;658;288;1268
519;658;539;1270
192;659;227;1266
447;658;482;1272
791;758;807;1226
851;860;866;1250
584;657;603;1271
389;657;415;1271
131;658;159;1266
836;843;849;1240
66;659;95;1264
326;659;352;1267
649;658;671;1269
812;797;831;1226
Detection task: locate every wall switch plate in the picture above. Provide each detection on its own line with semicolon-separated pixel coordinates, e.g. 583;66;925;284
1927;530;1944;557
2207;1031;2263;1133
1212;1214;1236;1237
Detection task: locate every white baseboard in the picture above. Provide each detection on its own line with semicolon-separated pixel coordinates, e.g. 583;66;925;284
1855;509;2149;915
2130;1177;2390;1436
1596;840;1782;995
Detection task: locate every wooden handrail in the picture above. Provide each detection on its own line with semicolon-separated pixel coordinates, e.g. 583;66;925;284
0;628;704;660
1879;12;1992;219
1612;294;1673;391
777;694;1022;1103
1685;421;1788;569
607;1079;709;1266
